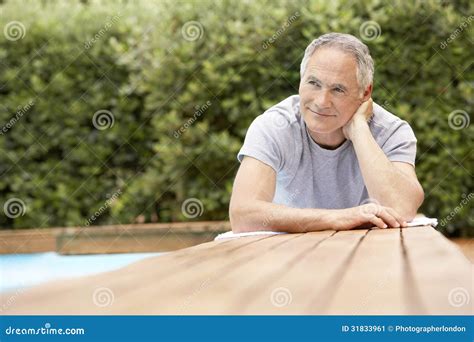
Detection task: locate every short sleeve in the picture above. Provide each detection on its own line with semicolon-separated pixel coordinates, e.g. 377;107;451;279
381;121;417;166
237;112;293;173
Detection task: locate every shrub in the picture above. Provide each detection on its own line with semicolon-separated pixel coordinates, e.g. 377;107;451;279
0;0;472;236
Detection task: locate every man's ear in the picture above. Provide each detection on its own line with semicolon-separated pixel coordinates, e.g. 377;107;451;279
361;84;373;102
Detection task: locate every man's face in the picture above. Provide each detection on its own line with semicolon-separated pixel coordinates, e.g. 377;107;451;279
299;47;366;134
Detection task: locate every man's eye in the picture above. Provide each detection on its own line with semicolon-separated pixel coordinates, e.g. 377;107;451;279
309;81;320;87
333;88;344;93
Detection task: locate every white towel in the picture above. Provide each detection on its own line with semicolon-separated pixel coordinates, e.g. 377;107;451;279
214;217;438;241
214;230;286;241
405;216;438;227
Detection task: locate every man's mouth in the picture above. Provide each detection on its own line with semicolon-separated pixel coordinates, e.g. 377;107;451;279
307;108;335;117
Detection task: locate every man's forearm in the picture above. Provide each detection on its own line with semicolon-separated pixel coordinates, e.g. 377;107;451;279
230;200;340;233
351;122;422;219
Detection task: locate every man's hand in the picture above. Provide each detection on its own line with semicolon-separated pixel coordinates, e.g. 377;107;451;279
342;98;373;141
332;203;407;231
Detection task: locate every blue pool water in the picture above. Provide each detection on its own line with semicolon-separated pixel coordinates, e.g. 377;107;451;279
0;252;162;293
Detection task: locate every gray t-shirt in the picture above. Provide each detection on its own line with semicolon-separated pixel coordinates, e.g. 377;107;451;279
237;95;417;209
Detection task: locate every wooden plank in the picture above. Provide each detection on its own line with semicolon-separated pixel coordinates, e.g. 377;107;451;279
0;221;229;254
0;229;57;254
399;226;472;315
56;229;217;255
56;221;229;254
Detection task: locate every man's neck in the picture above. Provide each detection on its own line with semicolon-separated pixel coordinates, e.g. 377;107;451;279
308;128;347;150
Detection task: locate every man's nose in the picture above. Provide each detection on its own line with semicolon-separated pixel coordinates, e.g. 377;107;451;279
314;89;331;109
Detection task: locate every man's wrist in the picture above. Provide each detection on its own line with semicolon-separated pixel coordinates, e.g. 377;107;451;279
328;208;348;230
348;119;370;143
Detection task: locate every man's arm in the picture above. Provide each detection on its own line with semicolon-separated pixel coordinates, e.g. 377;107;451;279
343;100;424;222
229;156;406;233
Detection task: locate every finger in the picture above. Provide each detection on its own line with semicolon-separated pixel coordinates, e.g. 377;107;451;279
376;209;400;228
385;207;406;227
369;215;388;229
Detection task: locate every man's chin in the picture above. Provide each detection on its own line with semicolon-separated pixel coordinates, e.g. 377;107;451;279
304;119;340;134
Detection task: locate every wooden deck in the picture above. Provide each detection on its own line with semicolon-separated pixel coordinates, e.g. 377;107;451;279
2;226;472;315
0;221;229;255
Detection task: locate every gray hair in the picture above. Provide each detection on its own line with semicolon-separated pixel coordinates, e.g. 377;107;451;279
300;32;374;92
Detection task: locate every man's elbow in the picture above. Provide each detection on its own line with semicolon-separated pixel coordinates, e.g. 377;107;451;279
396;185;424;222
229;203;251;233
398;208;417;223
229;201;270;233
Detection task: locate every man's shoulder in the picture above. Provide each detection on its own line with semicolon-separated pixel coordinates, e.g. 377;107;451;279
372;102;406;125
371;102;415;141
239;95;303;171
257;94;301;131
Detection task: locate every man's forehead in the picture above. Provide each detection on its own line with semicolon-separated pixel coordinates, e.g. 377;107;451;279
305;48;358;82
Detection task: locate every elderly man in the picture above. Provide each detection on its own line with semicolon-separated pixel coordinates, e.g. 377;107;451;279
229;33;424;233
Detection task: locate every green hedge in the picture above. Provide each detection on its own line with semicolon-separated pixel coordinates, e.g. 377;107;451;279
0;0;472;236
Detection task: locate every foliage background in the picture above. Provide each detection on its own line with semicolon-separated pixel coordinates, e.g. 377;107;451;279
0;0;472;236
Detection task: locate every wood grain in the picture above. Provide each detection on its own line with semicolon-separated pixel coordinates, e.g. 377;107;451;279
2;226;472;315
